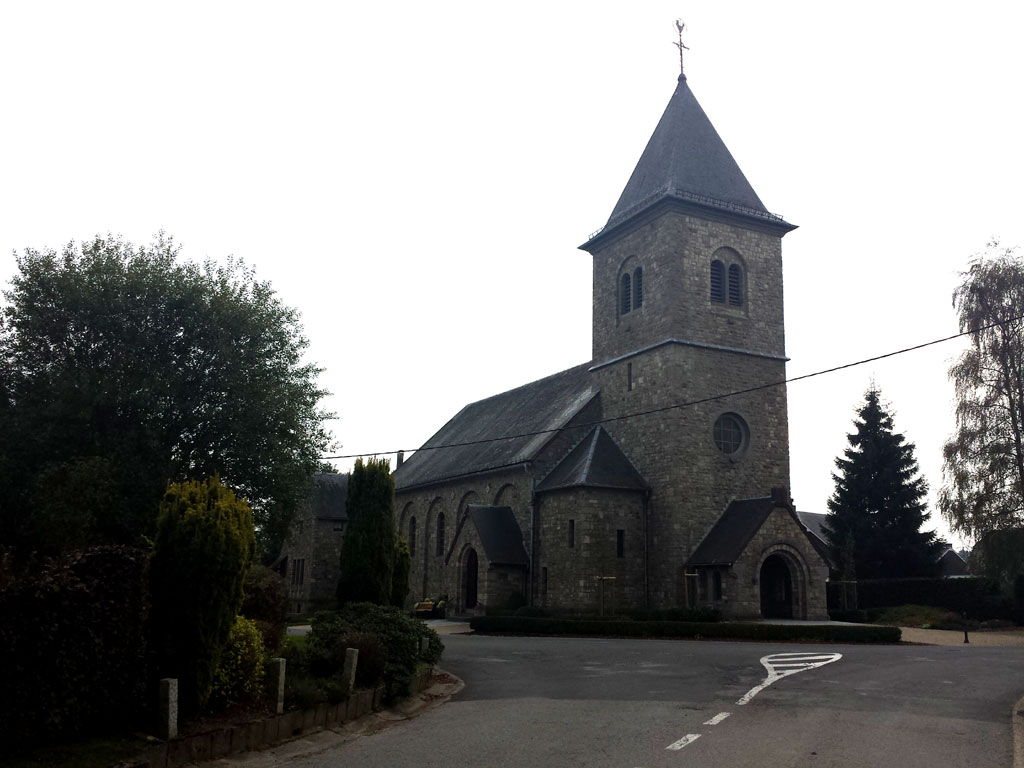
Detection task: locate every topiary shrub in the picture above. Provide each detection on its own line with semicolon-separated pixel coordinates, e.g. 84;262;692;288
148;476;255;715
211;616;266;708
241;564;289;654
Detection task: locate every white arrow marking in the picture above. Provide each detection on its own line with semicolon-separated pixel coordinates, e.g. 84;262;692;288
737;652;842;705
666;733;701;750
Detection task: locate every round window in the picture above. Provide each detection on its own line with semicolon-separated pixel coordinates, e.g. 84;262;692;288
713;413;747;455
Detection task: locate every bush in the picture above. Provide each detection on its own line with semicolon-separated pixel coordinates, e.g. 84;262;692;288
0;545;149;748
828;577;1007;620
626;607;722;623
468;615;901;643
148;476;255;714
211;616;266;708
391;539;410;608
241;564;289;654
306;603;443;703
337;458;396;607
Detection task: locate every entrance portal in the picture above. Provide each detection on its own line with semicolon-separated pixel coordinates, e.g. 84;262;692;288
464;548;479;610
760;555;793;618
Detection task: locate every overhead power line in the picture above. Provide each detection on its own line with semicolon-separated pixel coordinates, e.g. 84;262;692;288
321;315;1019;462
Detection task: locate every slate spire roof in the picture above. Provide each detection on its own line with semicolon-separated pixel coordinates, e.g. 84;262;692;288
593;74;789;239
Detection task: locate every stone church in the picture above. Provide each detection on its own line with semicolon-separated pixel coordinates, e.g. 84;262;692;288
393;72;829;620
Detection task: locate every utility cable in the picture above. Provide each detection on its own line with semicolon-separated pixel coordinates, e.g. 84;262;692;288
322;314;1020;462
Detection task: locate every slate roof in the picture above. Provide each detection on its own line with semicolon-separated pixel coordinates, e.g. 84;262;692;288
688;497;778;566
589;75;790;242
467;505;529;567
688;495;826;567
394;363;597;491
536;426;648;493
310;472;348;522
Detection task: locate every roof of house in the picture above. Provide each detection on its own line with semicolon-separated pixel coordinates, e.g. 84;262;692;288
394;363;597;491
536;426;648;493
603;74;771;232
467;505;529;567
310;472;348;522
688;495;828;567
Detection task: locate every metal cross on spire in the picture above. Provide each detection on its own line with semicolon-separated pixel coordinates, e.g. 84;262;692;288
674;19;689;76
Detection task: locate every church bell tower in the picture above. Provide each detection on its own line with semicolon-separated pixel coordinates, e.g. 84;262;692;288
580;69;798;606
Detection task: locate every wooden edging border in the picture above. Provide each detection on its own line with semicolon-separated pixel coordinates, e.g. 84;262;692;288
137;669;434;768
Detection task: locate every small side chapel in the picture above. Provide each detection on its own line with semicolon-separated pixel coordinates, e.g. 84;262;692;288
393;67;829;620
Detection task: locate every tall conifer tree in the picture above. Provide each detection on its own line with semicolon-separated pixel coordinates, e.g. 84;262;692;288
825;387;942;579
337;457;396;606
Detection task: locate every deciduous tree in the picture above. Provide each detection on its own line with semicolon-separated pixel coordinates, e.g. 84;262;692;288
0;234;333;558
825;387;941;579
940;243;1024;539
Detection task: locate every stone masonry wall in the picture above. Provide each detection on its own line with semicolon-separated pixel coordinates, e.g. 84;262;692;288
729;507;829;620
535;487;645;613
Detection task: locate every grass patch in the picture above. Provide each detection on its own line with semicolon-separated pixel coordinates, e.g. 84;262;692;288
873;604;954;628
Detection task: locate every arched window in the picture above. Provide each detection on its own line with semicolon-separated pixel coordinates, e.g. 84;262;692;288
728;264;743;306
409;516;417;556
633;267;643;309
436;513;446;557
710;260;725;302
620;273;631;314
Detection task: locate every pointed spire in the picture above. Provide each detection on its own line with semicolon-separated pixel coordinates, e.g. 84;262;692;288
596;76;789;238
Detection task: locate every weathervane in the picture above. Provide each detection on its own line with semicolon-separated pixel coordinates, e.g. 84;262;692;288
674;19;689;76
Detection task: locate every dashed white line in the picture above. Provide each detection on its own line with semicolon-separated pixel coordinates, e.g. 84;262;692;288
666;733;702;751
703;712;731;725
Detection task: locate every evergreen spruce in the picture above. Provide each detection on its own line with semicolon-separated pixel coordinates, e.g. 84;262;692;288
337;457;397;606
825;387;942;579
390;538;411;608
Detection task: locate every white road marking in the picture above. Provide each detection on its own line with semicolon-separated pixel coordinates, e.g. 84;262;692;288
666;733;702;750
703;712;731;725
737;652;842;705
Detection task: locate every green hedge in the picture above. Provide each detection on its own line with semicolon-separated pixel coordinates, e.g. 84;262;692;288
469;615;900;643
828;577;1010;619
0;545;150;748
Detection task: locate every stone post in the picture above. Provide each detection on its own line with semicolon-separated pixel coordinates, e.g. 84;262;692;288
268;658;286;714
159;678;178;740
341;648;359;695
420;636;429;656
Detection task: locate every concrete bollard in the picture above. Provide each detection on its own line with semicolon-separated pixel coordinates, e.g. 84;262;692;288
268;658;286;714
159;678;178;740
341;648;359;695
420;636;430;656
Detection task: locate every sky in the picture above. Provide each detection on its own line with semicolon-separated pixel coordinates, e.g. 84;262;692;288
3;2;1023;549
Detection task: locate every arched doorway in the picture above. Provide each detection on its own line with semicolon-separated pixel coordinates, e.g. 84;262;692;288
760;555;793;618
464;548;479;610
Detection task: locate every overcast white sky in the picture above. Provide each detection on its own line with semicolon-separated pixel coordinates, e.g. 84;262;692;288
3;2;1023;549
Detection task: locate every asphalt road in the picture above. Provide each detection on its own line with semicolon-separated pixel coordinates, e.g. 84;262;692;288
233;634;1024;768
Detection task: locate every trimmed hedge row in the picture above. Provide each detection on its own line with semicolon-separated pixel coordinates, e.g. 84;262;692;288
827;577;1010;619
468;615;901;643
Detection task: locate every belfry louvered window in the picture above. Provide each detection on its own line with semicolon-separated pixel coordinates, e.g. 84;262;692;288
633;267;643;309
728;264;743;306
710;260;725;303
620;273;631;314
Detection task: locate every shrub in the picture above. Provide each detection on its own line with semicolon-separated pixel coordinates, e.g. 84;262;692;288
241;564;289;654
828;577;1007;620
148;476;255;714
468;615;901;643
0;545;149;747
391;538;410;608
306;603;443;703
211;616;266;708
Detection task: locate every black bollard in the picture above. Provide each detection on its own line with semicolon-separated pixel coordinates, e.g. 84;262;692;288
963;611;969;644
